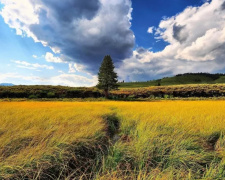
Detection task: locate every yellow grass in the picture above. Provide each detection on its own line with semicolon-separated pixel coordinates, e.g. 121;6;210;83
99;101;225;179
1;101;225;179
0;102;111;178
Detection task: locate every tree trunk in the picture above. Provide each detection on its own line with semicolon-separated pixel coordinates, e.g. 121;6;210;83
104;89;109;99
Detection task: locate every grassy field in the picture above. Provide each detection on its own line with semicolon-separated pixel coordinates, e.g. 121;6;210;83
1;101;225;179
118;73;225;88
0;102;111;179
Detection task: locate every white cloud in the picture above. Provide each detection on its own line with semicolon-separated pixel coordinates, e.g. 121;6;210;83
0;72;97;87
176;27;225;61
69;63;76;73
0;0;39;38
153;0;225;61
58;70;64;74
0;73;43;83
49;74;97;87
147;26;154;34
13;60;54;70
68;63;85;73
118;0;225;81
45;52;63;63
117;49;223;82
32;55;38;59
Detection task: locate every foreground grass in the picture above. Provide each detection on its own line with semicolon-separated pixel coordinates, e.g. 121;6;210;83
1;101;225;179
0;102;112;179
107;101;225;179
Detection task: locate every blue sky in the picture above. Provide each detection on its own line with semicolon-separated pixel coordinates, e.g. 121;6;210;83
0;0;224;86
131;0;204;51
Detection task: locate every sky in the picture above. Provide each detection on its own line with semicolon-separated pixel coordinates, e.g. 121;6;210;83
0;0;225;86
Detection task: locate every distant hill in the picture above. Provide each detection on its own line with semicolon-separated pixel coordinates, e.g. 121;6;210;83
118;73;225;88
0;83;14;86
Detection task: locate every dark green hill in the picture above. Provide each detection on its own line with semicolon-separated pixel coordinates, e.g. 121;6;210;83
118;73;225;88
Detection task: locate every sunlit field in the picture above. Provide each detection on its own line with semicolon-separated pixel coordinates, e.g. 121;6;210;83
1;101;225;179
0;102;110;179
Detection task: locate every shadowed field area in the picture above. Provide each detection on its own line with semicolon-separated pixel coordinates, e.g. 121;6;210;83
1;101;225;179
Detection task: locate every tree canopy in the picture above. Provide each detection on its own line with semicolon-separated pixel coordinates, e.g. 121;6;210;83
97;55;118;98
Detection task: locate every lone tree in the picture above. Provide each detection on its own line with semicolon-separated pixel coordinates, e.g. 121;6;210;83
97;55;118;98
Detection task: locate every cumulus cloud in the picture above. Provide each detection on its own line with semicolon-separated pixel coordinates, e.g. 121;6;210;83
13;60;54;70
117;49;223;82
154;0;225;61
45;52;63;63
172;23;187;43
49;74;97;87
68;63;85;73
118;0;225;81
147;26;154;34
0;0;134;73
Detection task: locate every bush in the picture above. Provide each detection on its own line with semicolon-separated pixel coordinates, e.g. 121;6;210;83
47;92;55;98
28;95;38;99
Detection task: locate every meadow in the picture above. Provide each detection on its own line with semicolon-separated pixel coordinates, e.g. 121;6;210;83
1;101;225;179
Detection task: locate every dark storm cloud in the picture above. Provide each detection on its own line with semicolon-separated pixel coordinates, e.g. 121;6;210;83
36;0;134;73
172;23;187;43
42;0;100;21
1;0;135;73
221;1;225;10
60;27;134;72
